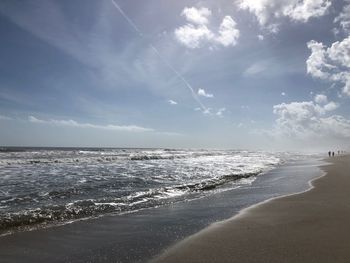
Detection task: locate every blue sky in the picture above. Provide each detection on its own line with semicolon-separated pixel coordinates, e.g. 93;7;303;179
0;0;349;150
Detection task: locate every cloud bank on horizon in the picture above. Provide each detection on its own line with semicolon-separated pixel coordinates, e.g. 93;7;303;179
0;0;349;150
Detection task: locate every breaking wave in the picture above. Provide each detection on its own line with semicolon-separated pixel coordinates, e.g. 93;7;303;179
0;170;261;234
0;147;296;235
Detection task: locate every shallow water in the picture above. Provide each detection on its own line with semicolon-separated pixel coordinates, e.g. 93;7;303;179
0;147;319;234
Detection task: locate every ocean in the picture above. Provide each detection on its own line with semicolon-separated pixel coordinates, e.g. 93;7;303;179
0;147;318;236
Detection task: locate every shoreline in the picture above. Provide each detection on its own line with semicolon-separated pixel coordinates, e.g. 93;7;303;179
224;162;328;224
0;157;324;263
152;155;349;263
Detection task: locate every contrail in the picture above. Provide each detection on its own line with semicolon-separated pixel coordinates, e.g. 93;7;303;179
111;0;206;111
149;45;206;110
111;0;143;36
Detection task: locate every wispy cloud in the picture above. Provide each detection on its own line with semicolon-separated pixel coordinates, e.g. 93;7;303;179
334;1;350;34
0;1;213;117
0;115;12;120
216;108;226;117
244;58;302;77
168;99;178;105
28;116;154;133
244;62;268;76
0;2;169;95
0;0;144;99
203;108;212;115
194;106;228;118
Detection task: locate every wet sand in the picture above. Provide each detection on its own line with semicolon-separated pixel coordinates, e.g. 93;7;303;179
153;155;350;263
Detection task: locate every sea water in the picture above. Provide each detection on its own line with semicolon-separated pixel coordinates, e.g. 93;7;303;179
0;147;318;235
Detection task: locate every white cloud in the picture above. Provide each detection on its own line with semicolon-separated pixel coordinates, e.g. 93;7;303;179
236;0;331;32
198;88;214;98
195;106;226;117
317;115;350;138
194;107;213;116
194;107;227;117
203;108;212;115
314;94;327;104
28;116;154;132
237;0;277;26
283;0;331;22
257;34;264;40
307;36;350;96
216;108;226;117
306;40;332;79
281;92;286;96
271;100;347;139
28;116;45;123
274;101;324;122
334;1;350;34
181;7;212;25
168;100;178;105
323;101;339;111
175;7;239;48
215;16;240;47
174;24;214;49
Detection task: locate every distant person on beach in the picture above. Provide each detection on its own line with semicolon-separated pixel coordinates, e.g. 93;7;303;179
332;152;335;157
328;151;331;157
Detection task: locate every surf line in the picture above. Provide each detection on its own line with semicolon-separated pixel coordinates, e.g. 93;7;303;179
111;0;207;112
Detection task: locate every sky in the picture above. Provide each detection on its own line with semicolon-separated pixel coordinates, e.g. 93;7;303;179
0;0;349;151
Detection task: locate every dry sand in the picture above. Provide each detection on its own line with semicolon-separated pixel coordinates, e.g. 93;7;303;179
153;155;350;263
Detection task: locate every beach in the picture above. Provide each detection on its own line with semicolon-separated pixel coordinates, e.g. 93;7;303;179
153;155;350;263
2;1;349;262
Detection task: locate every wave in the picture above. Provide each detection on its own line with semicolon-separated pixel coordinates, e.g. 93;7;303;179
0;151;227;166
175;171;261;191
129;154;187;161
0;148;288;236
0;170;261;235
